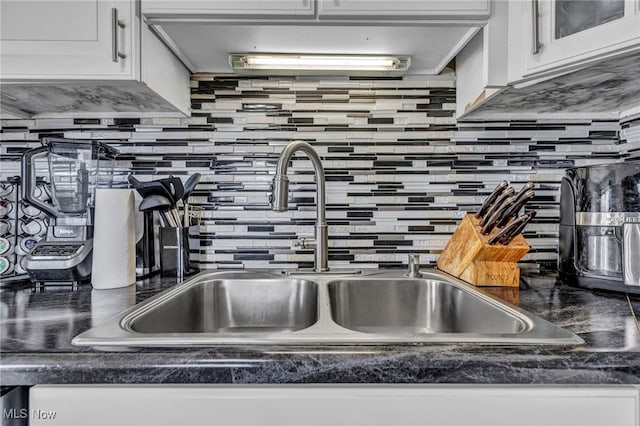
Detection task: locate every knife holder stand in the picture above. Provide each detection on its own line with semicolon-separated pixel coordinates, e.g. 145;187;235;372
437;214;530;287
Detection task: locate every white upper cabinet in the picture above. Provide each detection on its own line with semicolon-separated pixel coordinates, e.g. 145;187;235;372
317;0;490;20
1;0;135;80
142;0;315;18
0;0;190;118
456;0;640;119
517;0;640;79
142;0;489;21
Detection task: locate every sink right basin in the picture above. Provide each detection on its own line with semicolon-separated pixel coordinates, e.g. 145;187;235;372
328;279;527;335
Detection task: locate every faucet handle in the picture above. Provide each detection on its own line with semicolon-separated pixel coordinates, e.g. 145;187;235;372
294;237;316;250
406;253;423;278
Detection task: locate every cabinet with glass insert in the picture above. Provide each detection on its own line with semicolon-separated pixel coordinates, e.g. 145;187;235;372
517;0;640;79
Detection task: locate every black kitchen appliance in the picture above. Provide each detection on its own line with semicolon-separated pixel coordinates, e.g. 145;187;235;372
21;138;119;285
559;162;640;294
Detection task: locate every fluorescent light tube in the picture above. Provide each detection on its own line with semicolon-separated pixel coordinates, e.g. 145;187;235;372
229;53;411;75
245;55;396;70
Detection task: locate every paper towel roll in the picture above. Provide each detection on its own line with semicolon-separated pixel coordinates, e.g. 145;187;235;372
91;286;136;326
91;189;136;289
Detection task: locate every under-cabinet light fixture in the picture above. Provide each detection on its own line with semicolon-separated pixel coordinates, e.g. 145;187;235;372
229;53;411;76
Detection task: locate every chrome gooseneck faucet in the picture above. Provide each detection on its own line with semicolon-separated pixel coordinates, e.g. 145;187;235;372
271;141;329;272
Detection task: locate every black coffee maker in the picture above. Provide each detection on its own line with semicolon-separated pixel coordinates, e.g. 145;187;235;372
559;162;640;294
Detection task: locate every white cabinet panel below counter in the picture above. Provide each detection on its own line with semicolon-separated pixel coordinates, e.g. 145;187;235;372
29;385;640;426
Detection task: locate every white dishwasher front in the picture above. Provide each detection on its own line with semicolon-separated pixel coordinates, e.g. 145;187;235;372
29;384;640;426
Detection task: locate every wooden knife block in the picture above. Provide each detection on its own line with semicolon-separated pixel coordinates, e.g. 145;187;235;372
437;214;530;287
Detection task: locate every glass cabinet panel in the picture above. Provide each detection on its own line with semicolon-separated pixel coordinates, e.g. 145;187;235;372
555;0;625;39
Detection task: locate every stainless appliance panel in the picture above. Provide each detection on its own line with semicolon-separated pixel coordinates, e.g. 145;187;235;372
623;223;640;286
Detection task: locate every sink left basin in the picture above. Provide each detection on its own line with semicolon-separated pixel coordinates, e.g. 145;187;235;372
72;274;320;347
123;278;319;334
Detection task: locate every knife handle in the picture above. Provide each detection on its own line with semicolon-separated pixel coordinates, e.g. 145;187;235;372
496;189;534;229
475;180;508;219
479;187;514;226
488;222;518;244
481;196;515;235
514;181;534;202
499;222;527;245
498;211;537;245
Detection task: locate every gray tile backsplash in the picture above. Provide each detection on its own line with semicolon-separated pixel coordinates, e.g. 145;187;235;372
1;74;637;271
621;116;640;160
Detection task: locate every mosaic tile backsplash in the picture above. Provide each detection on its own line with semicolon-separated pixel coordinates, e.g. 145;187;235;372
1;74;637;271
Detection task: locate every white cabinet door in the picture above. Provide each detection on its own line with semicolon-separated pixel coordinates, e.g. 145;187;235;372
29;385;640;426
317;0;490;19
519;0;640;78
142;0;315;18
0;0;136;80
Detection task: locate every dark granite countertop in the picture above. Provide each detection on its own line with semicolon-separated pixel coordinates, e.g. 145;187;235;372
2;269;640;386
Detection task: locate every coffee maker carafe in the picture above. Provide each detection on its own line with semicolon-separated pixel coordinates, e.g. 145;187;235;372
559;162;640;294
21;138;119;285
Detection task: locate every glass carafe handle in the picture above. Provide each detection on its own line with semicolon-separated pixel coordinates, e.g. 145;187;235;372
21;146;58;218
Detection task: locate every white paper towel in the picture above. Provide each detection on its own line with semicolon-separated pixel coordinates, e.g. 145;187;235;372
91;286;136;326
91;189;136;289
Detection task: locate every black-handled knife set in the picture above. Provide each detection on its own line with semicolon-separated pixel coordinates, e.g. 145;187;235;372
475;181;535;245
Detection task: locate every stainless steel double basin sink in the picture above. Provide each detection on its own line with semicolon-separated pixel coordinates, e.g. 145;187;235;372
73;270;584;347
